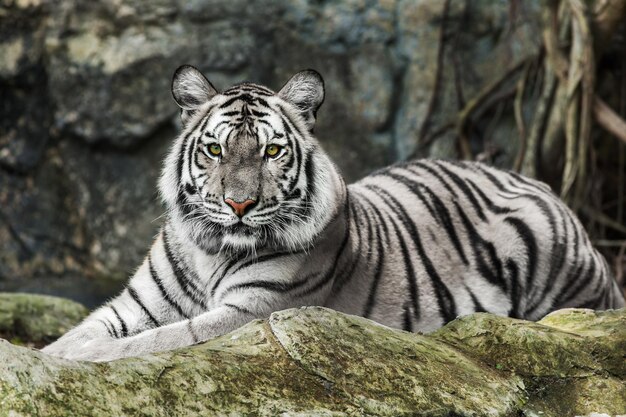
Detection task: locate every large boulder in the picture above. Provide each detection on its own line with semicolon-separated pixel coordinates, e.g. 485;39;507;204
0;304;623;416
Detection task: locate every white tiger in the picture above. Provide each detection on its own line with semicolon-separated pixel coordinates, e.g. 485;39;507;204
42;66;625;362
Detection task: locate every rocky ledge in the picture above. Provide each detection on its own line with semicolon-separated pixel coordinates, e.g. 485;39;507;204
0;294;623;416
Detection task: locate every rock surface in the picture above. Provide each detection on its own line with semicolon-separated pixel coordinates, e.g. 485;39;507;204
0;1;544;296
0;302;623;416
0;292;88;347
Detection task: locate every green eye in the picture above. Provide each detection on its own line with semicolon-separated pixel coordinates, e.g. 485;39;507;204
265;145;283;158
207;143;221;157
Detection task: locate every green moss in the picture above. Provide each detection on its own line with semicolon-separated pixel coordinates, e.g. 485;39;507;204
523;375;626;417
0;293;88;347
0;305;624;416
433;308;626;416
1;320;356;416
270;308;525;416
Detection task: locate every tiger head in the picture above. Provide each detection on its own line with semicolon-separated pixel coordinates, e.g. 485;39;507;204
159;66;345;255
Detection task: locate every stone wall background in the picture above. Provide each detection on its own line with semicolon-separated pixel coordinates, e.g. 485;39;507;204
1;0;623;307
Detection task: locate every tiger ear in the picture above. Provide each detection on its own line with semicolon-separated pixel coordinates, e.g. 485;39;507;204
278;69;325;131
171;65;218;125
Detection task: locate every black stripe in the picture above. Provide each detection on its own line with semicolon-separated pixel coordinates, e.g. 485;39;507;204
473;163;508;191
386;169;470;266
110;305;128;338
551;208;581;302
498;191;558;303
453;200;506;290
433;161;487;222
403;305;413;332
333;196;361;293
568;211;581;265
224;303;254;315
97;319;115;338
224;123;238;148
503;217;538;311
199;109;212;132
304;152;316;199
162;230;208;309
231;250;301;275
368;185;456;323
220;94;254;108
361;197;389;318
506;259;523;318
221;273;316;301
376;171;442;226
148;254;188;319
508;171;552;194
207;257;235;294
366;190;423;320
212;251;301;297
177;115;208;184
553;260;585;308
256;118;273;128
560;257;597;306
466;179;514;215
127;286;160;328
104;318;119;338
223;87;273;97
367;185;457;322
282;130;296;171
585;264;608;308
360;196;377;264
527;203;571;315
187;320;199;344
276;105;307;192
285;124;303;192
187;134;199;191
294;202;351;297
212;120;230;136
466;286;488;313
408;161;460;199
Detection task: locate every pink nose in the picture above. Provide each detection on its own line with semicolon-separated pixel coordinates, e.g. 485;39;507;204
224;198;256;217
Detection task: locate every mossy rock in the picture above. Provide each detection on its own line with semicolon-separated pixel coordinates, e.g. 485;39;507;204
0;303;624;416
432;308;626;416
0;292;88;348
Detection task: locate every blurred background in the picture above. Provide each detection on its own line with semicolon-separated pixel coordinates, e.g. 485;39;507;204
0;0;624;308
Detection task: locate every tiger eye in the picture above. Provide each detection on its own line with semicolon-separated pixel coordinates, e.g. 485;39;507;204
208;143;221;156
266;145;281;157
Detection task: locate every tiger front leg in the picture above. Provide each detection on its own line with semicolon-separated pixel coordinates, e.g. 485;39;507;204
67;305;255;362
42;253;184;360
40;319;111;359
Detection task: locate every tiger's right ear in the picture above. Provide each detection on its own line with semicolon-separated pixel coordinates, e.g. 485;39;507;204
278;69;325;131
171;65;218;125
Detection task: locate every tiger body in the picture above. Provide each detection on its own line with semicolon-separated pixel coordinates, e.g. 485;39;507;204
43;68;624;361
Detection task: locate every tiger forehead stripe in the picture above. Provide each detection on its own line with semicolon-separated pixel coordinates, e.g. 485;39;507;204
222;83;275;96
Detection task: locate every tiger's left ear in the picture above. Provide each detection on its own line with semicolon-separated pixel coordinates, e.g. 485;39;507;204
171;65;218;125
278;69;325;131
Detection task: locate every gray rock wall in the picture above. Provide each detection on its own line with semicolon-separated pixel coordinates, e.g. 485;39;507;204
0;0;542;303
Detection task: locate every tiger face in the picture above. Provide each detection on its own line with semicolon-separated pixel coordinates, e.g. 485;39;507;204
159;66;341;255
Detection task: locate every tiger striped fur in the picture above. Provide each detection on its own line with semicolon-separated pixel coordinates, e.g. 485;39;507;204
43;67;625;362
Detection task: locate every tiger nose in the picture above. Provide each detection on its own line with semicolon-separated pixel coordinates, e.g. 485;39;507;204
224;198;257;217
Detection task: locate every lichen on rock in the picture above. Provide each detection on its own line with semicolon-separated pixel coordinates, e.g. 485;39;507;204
0;292;88;348
0;296;623;416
